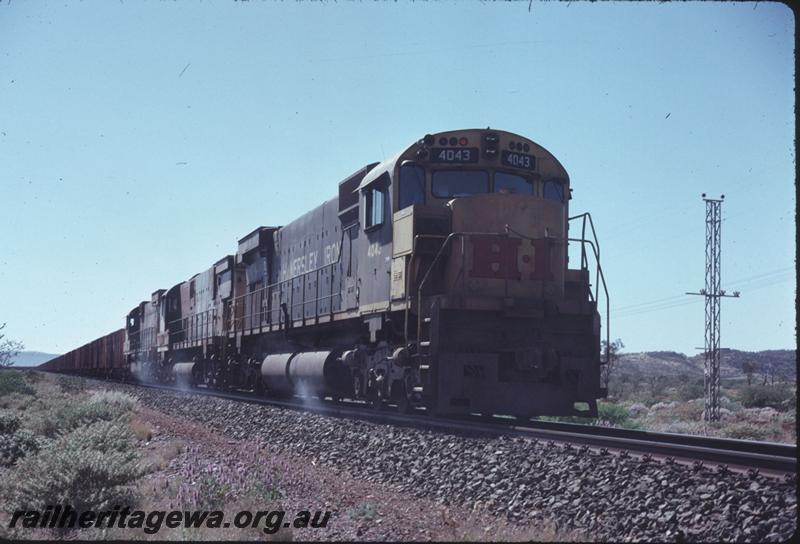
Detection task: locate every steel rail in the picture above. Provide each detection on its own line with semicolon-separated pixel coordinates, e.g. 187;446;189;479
63;372;797;474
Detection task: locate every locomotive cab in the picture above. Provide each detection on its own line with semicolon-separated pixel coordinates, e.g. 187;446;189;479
124;305;142;378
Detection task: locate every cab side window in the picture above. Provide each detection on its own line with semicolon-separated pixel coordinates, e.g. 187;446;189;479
365;186;385;228
398;163;425;209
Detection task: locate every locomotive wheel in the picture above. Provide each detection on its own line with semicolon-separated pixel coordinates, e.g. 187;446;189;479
368;388;385;411
396;384;413;414
397;396;412;414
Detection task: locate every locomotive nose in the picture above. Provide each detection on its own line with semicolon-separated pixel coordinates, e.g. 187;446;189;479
443;193;566;300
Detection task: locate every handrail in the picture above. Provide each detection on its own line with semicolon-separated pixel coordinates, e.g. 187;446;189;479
226;222;358;332
230;222;356;305
165;307;217;343
413;220;610;367
568;212;611;365
569;212;602;292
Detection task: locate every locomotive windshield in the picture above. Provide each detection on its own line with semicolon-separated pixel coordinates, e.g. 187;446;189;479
432;170;489;198
494;172;534;195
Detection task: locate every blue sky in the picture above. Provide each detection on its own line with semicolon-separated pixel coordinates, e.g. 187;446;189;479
0;0;795;356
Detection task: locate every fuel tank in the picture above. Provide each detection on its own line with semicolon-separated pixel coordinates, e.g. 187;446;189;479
260;350;350;396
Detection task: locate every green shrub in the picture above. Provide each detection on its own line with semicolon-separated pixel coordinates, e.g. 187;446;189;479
251;477;282;501
597;402;631;425
537;414;591;424
56;376;86;394
607;371;642;402
739;384;795;409
0;372;35;397
724;422;772;441
719;395;743;412
34;399;131;438
0;429;40;467
24;371;43;384
0;412;22;434
676;379;705;402
349;502;377;521
538;401;640;429
9;420;141;512
195;473;231;510
618;418;643;430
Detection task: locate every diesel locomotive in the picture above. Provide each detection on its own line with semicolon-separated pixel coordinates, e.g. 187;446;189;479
41;128;609;418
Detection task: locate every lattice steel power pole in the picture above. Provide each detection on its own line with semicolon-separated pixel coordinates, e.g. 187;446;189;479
686;194;739;422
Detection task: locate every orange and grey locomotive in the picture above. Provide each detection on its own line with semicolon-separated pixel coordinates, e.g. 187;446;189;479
43;129;609;418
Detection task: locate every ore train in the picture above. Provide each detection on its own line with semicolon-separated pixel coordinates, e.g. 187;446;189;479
40;128;609;418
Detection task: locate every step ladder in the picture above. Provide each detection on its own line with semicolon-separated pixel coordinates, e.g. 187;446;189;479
413;297;441;406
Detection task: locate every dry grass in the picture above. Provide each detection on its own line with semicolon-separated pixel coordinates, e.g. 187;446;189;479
0;392;28;410
143;438;186;473
431;510;588;542
94;481;294;542
621;396;796;443
130;416;154;442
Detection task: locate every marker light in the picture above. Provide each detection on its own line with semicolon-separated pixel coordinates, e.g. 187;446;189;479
459;137;468;146
484;132;499;158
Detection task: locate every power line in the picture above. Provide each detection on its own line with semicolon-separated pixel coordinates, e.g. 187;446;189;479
615;298;702;319
613;293;687;312
612;266;792;316
723;266;794;287
614;272;792;321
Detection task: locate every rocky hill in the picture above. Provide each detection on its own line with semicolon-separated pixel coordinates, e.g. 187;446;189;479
616;349;796;381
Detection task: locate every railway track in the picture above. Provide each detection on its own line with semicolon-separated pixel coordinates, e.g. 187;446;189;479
71;373;796;474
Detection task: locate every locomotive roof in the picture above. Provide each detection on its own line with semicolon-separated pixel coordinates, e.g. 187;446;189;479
356;150;404;192
237;225;280;244
355;128;570;192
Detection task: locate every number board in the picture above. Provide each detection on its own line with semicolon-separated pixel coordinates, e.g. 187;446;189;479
501;150;536;170
430;147;479;164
